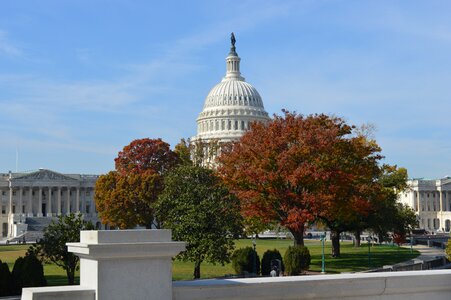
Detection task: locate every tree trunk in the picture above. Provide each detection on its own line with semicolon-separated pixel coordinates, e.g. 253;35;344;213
354;230;361;247
331;230;341;257
193;260;201;279
67;268;75;285
289;224;305;246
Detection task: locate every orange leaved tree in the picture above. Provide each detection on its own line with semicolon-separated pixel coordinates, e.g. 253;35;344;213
218;110;383;252
95;138;180;229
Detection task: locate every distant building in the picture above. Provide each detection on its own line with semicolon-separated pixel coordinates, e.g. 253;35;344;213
398;177;451;232
0;168;99;239
192;34;270;164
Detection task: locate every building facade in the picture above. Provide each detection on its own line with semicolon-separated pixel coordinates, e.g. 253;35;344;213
398;177;451;233
0;168;99;238
192;34;270;160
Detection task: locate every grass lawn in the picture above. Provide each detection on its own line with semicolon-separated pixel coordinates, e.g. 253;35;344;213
1;239;419;283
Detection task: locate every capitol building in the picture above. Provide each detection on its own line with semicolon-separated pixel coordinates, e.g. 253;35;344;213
398;177;451;233
192;33;270;161
1;34;269;240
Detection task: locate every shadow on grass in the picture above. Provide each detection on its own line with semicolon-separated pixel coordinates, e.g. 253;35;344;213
310;244;420;273
45;275;80;286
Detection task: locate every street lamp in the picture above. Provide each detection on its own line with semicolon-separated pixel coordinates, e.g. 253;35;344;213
320;232;326;274
367;236;372;269
252;237;257;275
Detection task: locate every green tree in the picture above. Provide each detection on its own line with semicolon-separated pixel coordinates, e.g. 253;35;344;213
155;165;242;279
31;213;93;285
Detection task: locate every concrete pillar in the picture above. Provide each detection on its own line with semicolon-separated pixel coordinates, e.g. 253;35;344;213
66;188;71;215
48;187;52;217
76;187;80;213
67;230;186;300
18;187;23;215
37;187;43;217
82;188;86;214
416;191;420;212
8;186;13;215
28;187;33;217
57;187;62;215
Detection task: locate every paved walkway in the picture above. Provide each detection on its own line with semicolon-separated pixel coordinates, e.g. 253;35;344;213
411;244;445;261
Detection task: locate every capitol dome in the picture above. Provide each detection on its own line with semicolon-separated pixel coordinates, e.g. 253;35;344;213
194;33;270;142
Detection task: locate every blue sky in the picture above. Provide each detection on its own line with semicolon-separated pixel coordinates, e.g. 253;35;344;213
0;0;450;178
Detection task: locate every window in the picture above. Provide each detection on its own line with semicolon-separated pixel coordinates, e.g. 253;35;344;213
86;191;91;196
12;191;16;196
1;206;5;214
12;206;15;213
86;205;90;214
1;191;5;196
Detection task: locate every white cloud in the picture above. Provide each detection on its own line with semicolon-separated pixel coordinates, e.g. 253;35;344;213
0;30;22;57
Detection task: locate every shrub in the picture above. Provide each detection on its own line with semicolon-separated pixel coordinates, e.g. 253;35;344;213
21;253;46;288
284;245;311;275
0;261;13;296
261;249;284;276
11;257;25;295
231;246;260;275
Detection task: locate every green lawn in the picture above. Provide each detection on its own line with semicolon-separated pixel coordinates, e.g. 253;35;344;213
0;239;419;284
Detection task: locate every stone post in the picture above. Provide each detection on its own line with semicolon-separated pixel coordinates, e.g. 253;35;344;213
57;187;62;215
67;230;186;300
28;187;33;217
48;187;52;217
37;187;43;217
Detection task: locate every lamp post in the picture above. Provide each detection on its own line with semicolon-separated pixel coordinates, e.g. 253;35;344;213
410;232;413;254
367;236;372;269
320;232;326;274
252;237;257;275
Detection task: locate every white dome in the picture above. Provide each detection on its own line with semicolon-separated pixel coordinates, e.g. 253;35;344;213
194;35;270;142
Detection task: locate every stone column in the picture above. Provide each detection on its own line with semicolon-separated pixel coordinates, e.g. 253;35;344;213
48;187;52;217
76;188;80;213
57;187;62;215
81;188;86;214
28;187;33;217
8;186;13;215
37;187;43;217
66;188;71;215
439;190;444;230
416;191;420;212
67;230;186;300
18;187;23;215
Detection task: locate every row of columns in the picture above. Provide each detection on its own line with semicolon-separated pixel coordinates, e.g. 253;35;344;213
1;186;95;217
199;119;249;133
414;190;451;212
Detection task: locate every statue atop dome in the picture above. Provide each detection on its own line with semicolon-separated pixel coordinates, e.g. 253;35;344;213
229;32;237;56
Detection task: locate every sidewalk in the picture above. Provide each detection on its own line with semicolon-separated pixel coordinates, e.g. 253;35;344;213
411;244;445;261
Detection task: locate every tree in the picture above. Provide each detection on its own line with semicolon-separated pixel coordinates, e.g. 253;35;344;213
95;171;162;229
284;246;311;275
155;165;242;279
115;138;180;175
218;111;382;251
174;138;193;166
31;213;93;285
96;138;180;229
367;166;417;244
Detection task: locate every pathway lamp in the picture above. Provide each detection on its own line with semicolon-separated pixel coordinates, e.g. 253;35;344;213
320;232;326;273
367;236;372;269
252;237;257;275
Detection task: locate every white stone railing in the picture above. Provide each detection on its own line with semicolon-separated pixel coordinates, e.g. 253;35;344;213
21;230;451;300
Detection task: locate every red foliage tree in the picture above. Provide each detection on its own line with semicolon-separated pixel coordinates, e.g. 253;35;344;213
218;111;382;251
96;138;179;229
115;138;180;175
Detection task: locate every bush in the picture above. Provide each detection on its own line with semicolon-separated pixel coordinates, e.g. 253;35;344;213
231;246;260;275
284;245;311;275
11;257;24;295
261;249;284;276
0;260;13;296
21;253;46;288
